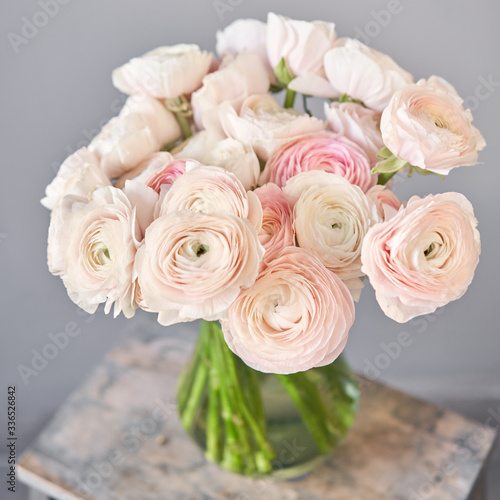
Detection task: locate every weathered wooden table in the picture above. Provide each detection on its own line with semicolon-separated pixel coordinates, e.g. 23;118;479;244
19;319;497;500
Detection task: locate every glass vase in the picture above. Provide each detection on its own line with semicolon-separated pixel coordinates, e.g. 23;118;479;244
177;320;359;479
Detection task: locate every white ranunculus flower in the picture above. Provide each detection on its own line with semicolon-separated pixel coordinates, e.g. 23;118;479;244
380;76;486;174
112;44;213;99
159;165;262;230
267;13;337;82
41;148;110;211
174;131;260;190
222;247;354;374
191;52;270;133
135;211;264;325
89;95;181;179
219;94;325;161
216;19;270;72
323;38;413;111
324;102;384;166
48;186;142;318
283;171;379;299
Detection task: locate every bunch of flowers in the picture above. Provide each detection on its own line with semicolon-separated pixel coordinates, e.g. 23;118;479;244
43;13;484;475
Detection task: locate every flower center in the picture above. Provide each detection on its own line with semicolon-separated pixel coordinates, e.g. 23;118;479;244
195;244;208;257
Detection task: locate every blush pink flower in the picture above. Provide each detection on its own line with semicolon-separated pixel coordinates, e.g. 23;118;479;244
380;76;486;174
361;192;481;323
159;165;262;231
260;132;376;192
324;102;384;166
135;211;264;325
254;183;295;269
366;185;402;221
89;95;181;179
114;152;191;189
221;247;354;374
112;44;213;99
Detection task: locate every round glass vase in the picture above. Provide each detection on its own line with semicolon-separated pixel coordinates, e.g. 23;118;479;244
177;321;359;479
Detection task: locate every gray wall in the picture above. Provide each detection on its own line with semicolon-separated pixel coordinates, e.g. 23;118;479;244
1;0;499;497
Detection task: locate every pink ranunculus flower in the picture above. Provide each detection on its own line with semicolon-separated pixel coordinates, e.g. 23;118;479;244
191;52;270;133
361;193;481;323
260;131;376;192
366;185;402;221
221;247;354;374
48;186;144;318
159;165;262;231
89;95;181;179
323;38;413;111
324;102;384;166
145;158;190;193
254;183;295;269
219;94;325;161
112;44;213;99
135;211;264;325
114;152;177;189
380;76;486;174
283;171;379;300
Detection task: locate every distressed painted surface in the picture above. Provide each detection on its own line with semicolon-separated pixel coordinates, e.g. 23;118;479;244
18;321;497;500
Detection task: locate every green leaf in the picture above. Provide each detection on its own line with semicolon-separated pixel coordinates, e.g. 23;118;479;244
376;147;393;159
371;156;408;175
274;57;295;87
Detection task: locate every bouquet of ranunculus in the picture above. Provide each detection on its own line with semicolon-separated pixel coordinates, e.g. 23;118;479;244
43;13;484;477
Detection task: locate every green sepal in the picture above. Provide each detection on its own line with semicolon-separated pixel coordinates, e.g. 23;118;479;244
371;156;408;175
274;57;295;87
376;147;394;160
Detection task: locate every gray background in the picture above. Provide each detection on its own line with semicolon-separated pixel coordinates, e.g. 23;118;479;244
1;0;499;498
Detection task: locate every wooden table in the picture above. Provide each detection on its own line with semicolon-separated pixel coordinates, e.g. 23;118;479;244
18;318;498;500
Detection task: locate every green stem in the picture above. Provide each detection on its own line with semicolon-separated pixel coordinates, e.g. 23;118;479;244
205;340;221;463
277;374;331;454
284;88;296;108
215;330;274;473
377;170;398;185
180;353;209;431
302;94;312;116
175;111;192;140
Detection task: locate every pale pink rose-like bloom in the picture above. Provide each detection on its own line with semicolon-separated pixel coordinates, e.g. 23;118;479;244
112;44;213;99
219;94;325;161
324;102;384;166
89;95;181;179
366;185;402;221
159;165;262;231
174;131;260;190
114;152;175;189
254;183;295;269
191;52;270;132
41;148;110;210
221;247;354;374
284;171;379;300
380;76;486;174
260;131;376;192
144;157;190;193
322;38;413;111
361;193;481;323
48;186;144;318
135;211;264;325
267;13;337;97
